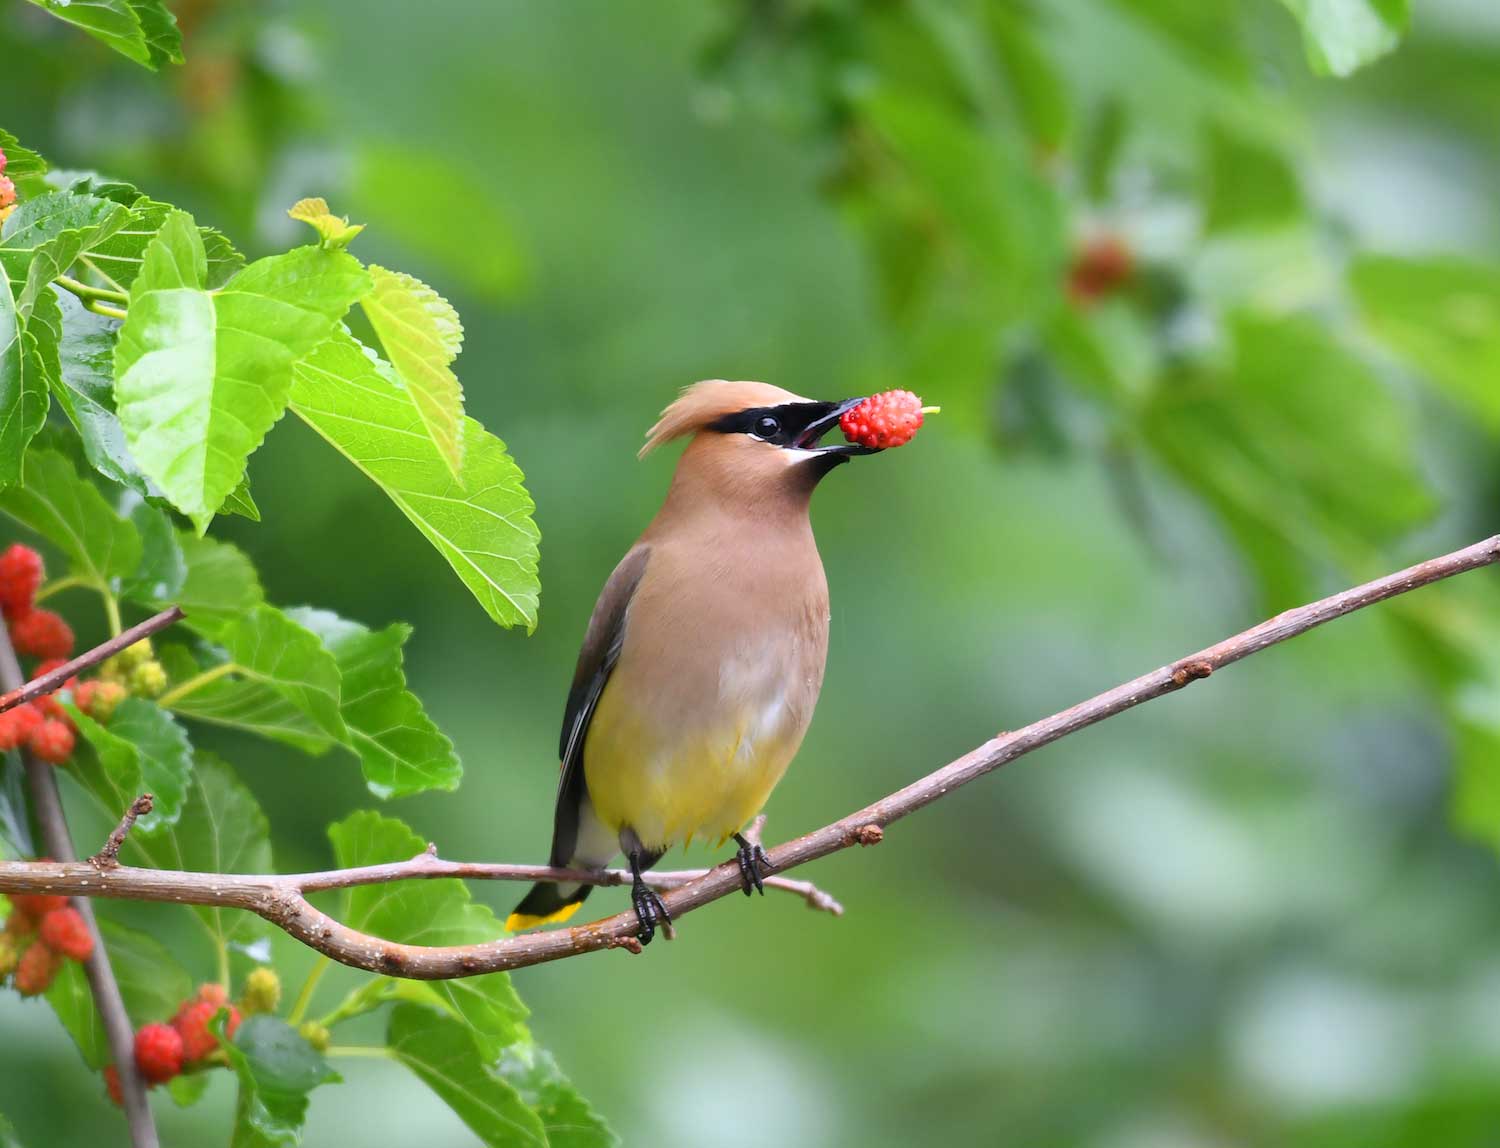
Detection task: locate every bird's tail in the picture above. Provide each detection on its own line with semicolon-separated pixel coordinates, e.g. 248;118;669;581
506;880;591;932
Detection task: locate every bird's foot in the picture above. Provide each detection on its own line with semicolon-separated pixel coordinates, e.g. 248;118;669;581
732;832;774;896
631;879;670;946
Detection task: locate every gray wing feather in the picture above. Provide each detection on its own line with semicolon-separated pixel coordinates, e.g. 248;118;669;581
548;544;651;866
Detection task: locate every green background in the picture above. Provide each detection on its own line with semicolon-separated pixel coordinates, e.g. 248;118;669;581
5;1;1500;1145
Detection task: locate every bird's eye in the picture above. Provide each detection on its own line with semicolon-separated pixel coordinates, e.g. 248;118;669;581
754;415;781;439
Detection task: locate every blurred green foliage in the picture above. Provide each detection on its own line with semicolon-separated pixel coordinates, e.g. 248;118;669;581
3;1;1500;1145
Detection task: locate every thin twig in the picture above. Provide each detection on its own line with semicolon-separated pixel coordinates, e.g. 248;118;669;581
54;274;130;306
0;607;183;715
0;535;1493;982
90;794;155;871
0;617;159;1147
0;851;842;915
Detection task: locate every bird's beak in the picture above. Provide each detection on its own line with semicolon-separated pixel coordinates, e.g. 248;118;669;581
794;398;881;457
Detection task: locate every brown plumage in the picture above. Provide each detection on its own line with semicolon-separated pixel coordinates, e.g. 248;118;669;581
509;381;870;939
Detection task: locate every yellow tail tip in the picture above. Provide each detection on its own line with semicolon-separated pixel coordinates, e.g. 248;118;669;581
505;901;584;932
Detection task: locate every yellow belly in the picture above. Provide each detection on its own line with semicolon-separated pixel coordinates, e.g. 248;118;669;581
583;678;804;850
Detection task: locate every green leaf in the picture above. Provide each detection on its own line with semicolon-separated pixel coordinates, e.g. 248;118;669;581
158;643;337;756
1;192;123;260
0;448;142;584
0;130;48;199
168;1071;211;1108
1079;98;1127;204
221;1015;340;1148
1142;315;1433;605
984;5;1070;151
1351;255;1500;430
287;199;365;252
0;194;105;485
1277;0;1408;77
0;751;31;859
64;717;144;836
44;962;107;1069
0;265;51;487
220;475;261;521
153;532;264;640
46;918;194;1069
1203;124;1302;232
125;753;273;950
291;332;540;630
860;90;1065;321
287;608;460;799
84;197;243;293
113;210;370;531
130;0;183;67
388;1005;546;1148
69;698;192;832
119;495;186;601
23;0;151;66
360;266;466;479
103;917;196;1022
50;288;148;493
497;1044;619;1148
43;170;144;204
0;191;128;316
328;812;527;1055
216;605;347;742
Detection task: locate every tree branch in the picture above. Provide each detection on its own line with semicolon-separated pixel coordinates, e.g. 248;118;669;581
0;535;1495;987
0;847;844;920
0;607;184;715
90;794;155;871
0;618;159;1148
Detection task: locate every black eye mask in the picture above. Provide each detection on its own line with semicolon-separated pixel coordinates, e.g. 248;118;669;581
709;399;877;455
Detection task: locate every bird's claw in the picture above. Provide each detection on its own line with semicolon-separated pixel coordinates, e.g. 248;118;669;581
732;834;774;896
631;882;670;946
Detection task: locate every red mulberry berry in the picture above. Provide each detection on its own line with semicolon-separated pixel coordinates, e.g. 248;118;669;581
11;609;74;661
0;545;42;619
1067;233;1134;304
134;1023;184;1084
14;940;62;995
8;702;44;743
103;1065;124;1107
839;390;928;450
28;718;75;764
0;710;22;752
11;890;67;919
39;906;93;961
196;982;229;1009
173;999;240;1061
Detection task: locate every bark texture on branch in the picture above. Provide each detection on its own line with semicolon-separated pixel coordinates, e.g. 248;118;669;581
0;606;182;716
0;535;1495;985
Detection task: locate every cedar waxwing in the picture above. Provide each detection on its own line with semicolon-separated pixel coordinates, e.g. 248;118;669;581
507;380;881;943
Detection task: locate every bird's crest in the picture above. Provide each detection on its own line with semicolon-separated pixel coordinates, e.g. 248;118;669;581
640;379;809;458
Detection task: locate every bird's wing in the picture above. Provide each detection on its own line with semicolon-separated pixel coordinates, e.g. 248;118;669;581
549;543;652;865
